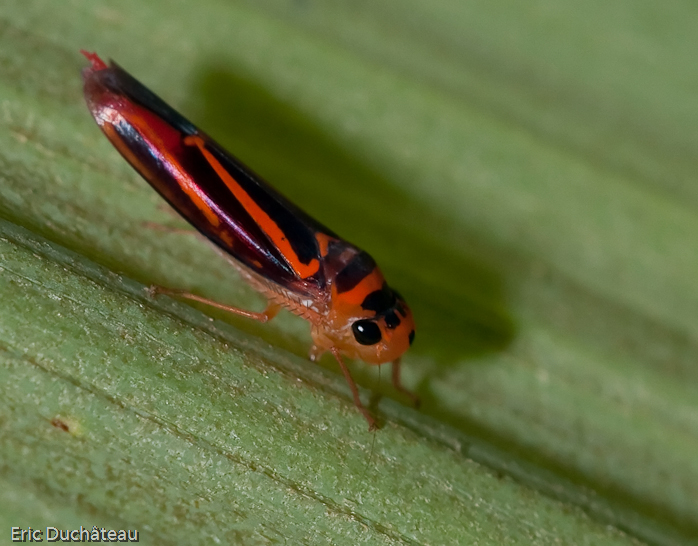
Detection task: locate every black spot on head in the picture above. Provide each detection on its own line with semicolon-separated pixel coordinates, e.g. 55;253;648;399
335;251;376;293
352;320;382;345
361;284;397;313
384;310;401;329
408;330;415;346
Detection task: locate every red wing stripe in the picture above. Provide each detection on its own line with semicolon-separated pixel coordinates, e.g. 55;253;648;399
184;135;320;279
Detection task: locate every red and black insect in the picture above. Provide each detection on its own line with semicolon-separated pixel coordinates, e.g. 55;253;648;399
81;51;417;429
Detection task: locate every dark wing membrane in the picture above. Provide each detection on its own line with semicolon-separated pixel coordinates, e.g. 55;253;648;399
85;61;338;298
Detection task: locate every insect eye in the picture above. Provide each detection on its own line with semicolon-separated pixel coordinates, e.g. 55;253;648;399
352;320;382;345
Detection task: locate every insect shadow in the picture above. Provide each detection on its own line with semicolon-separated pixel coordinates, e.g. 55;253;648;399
169;64;698;543
183;63;515;384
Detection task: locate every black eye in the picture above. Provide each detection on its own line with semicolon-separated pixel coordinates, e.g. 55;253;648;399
352;320;382;345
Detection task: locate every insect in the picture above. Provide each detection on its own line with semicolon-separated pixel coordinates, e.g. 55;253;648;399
81;51;418;429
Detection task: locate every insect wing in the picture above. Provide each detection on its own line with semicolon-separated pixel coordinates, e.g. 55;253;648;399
82;56;336;298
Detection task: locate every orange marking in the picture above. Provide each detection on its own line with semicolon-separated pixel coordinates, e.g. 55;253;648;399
134;112;222;229
219;231;234;247
104;123;151;178
335;270;384;307
102;106;221;228
315;232;332;257
184;135;320;279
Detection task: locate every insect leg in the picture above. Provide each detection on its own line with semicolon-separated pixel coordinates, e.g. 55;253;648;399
391;358;421;408
148;285;281;323
330;347;377;431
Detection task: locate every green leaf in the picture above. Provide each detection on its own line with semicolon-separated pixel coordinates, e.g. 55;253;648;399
1;1;697;544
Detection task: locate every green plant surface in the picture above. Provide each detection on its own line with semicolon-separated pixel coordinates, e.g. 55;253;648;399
0;0;697;544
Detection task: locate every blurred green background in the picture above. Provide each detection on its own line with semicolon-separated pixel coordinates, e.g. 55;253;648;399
1;1;697;544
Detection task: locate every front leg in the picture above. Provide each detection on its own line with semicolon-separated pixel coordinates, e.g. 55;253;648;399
329;347;377;431
391;358;421;408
